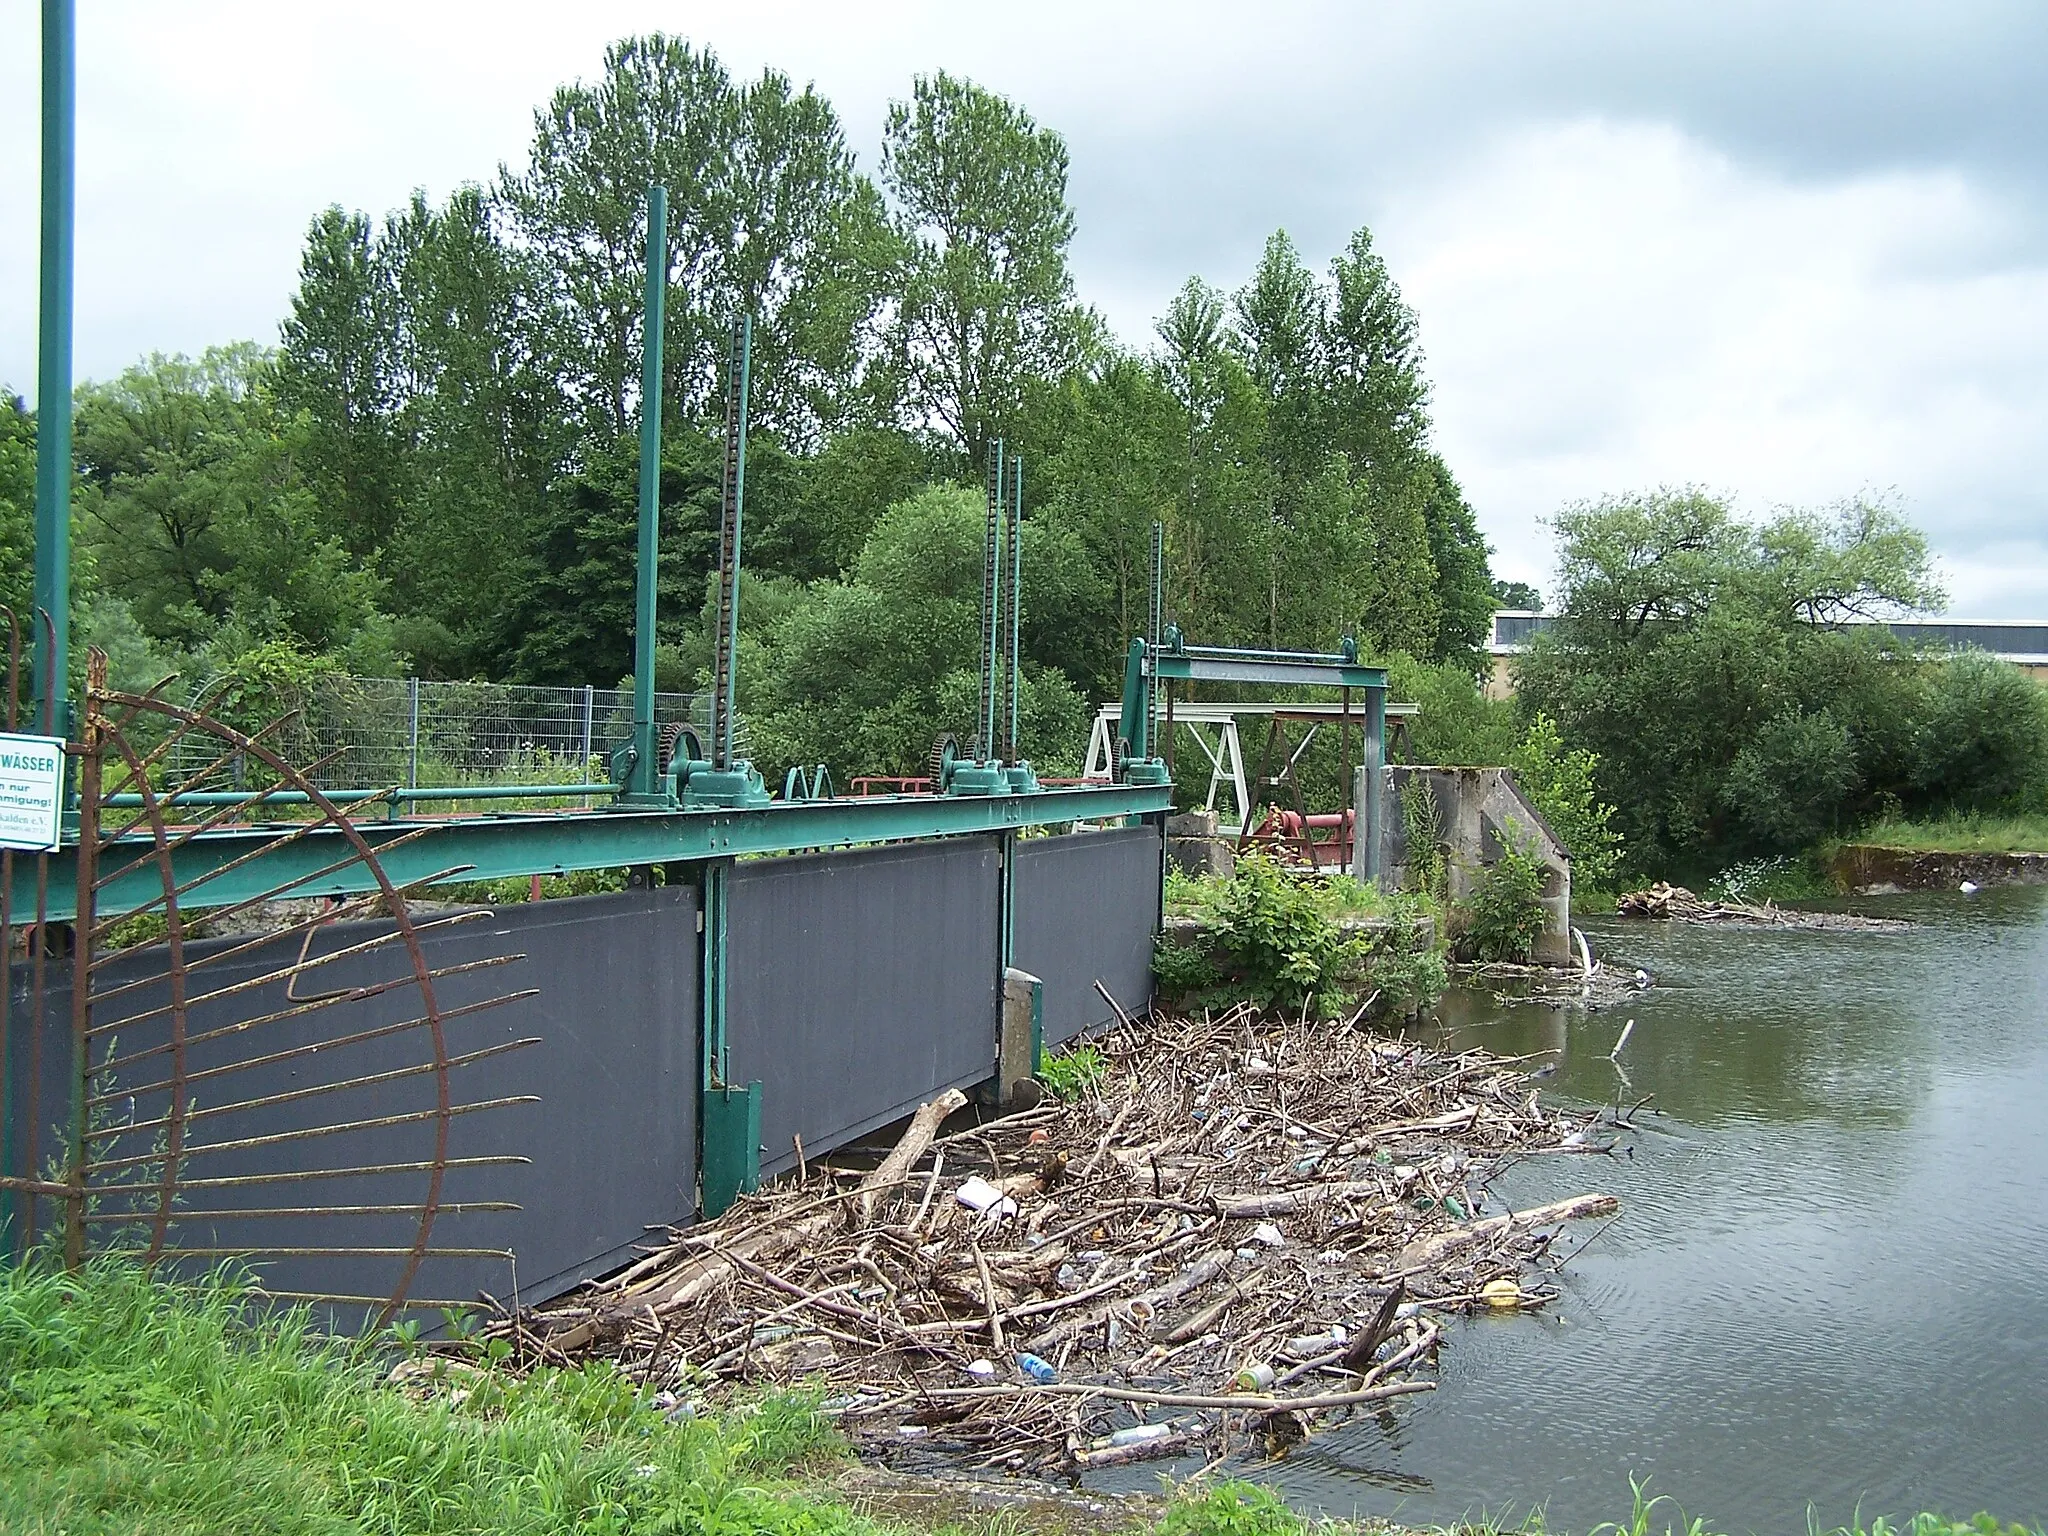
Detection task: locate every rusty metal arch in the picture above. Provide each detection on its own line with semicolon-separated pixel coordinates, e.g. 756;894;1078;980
4;646;536;1324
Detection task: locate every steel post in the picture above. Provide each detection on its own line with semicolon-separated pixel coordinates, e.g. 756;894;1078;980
629;185;668;800
33;0;76;727
1006;456;1023;763
406;677;420;789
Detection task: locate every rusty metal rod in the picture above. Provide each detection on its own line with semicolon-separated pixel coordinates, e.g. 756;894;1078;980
90;958;525;1076
84;1094;539;1174
165;1155;530;1192
80;1200;520;1222
87;988;537;1107
88;906;496;1029
86;1036;540;1142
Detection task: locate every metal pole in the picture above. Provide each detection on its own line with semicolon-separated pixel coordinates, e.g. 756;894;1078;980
580;684;594;805
711;315;751;771
630;185;668;800
406;677;420;789
33;0;75;729
1006;455;1023;763
980;441;1003;761
1357;686;1386;886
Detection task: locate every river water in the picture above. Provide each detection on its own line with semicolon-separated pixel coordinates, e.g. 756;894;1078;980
1252;885;2048;1533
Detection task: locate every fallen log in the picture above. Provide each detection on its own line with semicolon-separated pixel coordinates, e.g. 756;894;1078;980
1392;1193;1618;1271
858;1087;968;1225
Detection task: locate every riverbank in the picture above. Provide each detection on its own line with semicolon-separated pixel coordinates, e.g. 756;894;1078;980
5;1259;2036;1536
1828;844;2048;893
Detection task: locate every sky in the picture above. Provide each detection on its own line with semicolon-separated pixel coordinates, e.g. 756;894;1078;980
2;1;2045;613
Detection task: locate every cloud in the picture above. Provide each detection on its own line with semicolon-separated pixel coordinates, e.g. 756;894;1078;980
1368;118;2048;612
2;1;2043;612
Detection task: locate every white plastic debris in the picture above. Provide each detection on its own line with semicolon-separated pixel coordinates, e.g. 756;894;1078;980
954;1175;1018;1221
1251;1221;1286;1247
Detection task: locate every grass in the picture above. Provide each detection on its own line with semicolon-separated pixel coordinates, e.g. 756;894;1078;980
0;1258;864;1536
1038;1041;1109;1101
0;1262;2036;1536
1844;812;2048;855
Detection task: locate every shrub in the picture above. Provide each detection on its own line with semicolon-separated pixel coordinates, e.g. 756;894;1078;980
1207;854;1363;1015
1723;707;1859;849
1039;1041;1108;1100
1463;836;1546;961
1511;711;1624;893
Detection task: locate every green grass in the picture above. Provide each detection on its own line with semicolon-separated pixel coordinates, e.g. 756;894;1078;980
1845;812;2048;855
0;1263;2035;1536
1038;1041;1109;1101
0;1259;864;1536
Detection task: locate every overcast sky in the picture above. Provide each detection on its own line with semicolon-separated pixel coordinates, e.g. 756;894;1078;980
3;1;2044;612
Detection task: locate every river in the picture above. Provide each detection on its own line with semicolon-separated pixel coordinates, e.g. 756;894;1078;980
1249;884;2048;1532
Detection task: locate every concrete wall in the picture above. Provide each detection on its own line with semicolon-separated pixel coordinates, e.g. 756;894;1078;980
1371;766;1573;963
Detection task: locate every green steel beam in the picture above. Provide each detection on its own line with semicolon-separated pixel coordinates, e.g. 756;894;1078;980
15;784;1171;921
33;0;75;726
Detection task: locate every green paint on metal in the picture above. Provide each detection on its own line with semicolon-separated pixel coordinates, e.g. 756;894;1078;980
710;318;752;772
626;185;669;804
33;0;75;727
16;780;1171;922
1006;454;1023;763
699;1081;761;1218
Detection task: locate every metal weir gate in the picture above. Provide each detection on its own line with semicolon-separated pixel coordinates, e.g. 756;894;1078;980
1;670;1162;1317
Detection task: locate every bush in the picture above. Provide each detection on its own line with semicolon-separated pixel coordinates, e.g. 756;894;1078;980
1723;707;1859;849
1207;855;1361;1014
1511;711;1623;892
1911;650;2048;813
1463;837;1546;961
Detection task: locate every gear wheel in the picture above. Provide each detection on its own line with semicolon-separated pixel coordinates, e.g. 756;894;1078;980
659;722;704;774
927;733;959;794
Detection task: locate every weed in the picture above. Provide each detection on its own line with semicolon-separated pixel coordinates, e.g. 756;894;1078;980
1463;837;1546;962
1039;1042;1109;1101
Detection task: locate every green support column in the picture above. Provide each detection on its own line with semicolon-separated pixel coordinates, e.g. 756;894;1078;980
698;859;760;1216
33;0;75;728
625;185;668;803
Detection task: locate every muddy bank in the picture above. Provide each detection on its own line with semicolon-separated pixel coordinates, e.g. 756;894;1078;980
1829;844;2048;893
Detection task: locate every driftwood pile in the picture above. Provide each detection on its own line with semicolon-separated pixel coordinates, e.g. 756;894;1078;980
497;1007;1623;1477
1618;882;1907;931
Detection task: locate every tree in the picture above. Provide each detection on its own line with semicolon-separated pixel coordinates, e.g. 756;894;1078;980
0;393;34;627
74;348;387;661
881;72;1084;467
1493;578;1541;611
1513;490;2025;871
504;36;888;446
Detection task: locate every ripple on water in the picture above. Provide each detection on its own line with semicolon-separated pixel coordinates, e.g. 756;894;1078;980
1253;886;2048;1534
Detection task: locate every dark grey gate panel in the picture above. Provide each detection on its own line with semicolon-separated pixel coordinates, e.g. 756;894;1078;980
1014;823;1162;1046
727;839;1001;1178
5;885;696;1312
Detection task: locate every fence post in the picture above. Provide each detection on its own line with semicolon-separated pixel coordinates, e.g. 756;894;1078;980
406;677;420;790
580;685;595;808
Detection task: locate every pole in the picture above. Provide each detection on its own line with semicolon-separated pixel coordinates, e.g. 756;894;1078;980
980;441;1003;761
710;315;751;771
579;684;595;806
33;0;76;730
406;677;420;789
1356;686;1386;886
630;185;668;800
1006;455;1023;763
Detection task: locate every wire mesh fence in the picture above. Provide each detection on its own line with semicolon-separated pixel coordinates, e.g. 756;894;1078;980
165;675;746;795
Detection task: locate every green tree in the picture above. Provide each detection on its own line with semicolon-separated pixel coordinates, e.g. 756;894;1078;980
74;348;386;660
1514;489;2015;870
0;393;34;627
881;72;1085;467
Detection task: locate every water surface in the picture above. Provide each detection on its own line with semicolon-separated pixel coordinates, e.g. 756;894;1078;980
1254;886;2048;1532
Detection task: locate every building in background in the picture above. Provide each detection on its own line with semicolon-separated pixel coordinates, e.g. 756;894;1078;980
1485;612;2048;700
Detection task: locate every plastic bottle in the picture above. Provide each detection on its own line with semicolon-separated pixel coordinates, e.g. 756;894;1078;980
1107;1423;1176;1447
1233;1360;1277;1392
1016;1352;1058;1384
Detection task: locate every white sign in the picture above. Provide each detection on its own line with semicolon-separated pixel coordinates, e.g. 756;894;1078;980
0;733;66;852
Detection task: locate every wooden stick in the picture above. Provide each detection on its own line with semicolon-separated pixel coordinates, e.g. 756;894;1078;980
1391;1193;1619;1271
859;1088;968;1226
972;1242;1005;1353
844;1377;1434;1414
